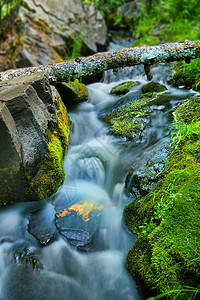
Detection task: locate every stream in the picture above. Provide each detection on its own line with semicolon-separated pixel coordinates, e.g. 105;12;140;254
0;54;197;299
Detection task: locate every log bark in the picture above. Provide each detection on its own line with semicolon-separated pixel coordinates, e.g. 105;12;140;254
1;40;200;83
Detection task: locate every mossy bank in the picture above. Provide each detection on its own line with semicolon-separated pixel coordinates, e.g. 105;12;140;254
124;97;200;299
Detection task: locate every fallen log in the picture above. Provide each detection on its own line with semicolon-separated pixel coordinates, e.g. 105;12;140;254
1;40;200;83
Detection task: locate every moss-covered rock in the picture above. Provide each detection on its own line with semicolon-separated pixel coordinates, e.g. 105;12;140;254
102;92;162;139
55;79;88;106
31;94;70;200
0;73;70;205
110;81;139;95
125;96;200;299
141;81;167;94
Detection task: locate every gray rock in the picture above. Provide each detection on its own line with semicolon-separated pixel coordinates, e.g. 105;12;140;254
117;1;141;19
0;72;63;204
15;6;67;68
116;0;142;27
22;0;107;53
125;143;170;198
27;204;56;245
59;228;92;248
0;0;107;71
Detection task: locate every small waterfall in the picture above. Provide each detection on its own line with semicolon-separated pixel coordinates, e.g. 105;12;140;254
0;60;197;300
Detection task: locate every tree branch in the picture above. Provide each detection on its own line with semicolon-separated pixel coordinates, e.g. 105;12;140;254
1;40;200;83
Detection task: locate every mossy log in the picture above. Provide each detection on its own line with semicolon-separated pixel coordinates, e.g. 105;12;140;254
1;40;200;82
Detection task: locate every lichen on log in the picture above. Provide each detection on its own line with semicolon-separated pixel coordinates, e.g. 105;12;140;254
1;40;200;82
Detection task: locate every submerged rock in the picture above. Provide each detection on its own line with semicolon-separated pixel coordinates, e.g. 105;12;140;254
27;204;56;245
141;81;167;94
55;79;88;106
0;72;70;205
53;180;109;251
11;242;42;270
55;200;101;251
110;81;139;95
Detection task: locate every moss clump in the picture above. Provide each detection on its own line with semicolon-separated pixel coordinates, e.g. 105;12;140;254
125;97;200;299
31;96;70;199
103;91;162;139
110;81;139;95
141;81;167;94
55;79;88;106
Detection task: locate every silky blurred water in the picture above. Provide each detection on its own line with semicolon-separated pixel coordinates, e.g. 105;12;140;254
0;61;197;300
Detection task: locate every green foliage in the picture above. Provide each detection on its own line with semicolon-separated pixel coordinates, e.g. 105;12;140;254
147;285;200;300
71;36;84;59
0;0;19;20
173;59;200;91
125;96;200;299
132;0;200;46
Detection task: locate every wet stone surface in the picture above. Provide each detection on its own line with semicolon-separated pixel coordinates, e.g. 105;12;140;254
27;204;56;245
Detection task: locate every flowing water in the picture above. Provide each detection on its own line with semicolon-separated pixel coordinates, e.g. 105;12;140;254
0;61;197;300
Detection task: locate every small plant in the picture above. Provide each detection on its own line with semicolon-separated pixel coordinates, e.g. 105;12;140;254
71;35;83;59
147;285;200;300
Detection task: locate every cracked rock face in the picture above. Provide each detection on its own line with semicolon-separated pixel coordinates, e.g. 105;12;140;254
24;0;107;53
0;72;57;204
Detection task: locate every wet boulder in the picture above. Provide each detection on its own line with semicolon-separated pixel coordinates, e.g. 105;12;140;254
141;81;167;94
0;72;70;205
27;204;56;245
53;180;109;251
125;143;170;198
11;241;42;270
101;93;155;139
55;79;88;106
110;81;139;95
102;82;168;139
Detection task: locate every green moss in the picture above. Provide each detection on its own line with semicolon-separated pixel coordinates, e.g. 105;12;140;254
110;81;139;95
31;96;70;199
175;97;200;124
141;81;167;94
103;89;164;139
125;96;200;299
56;79;88;105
